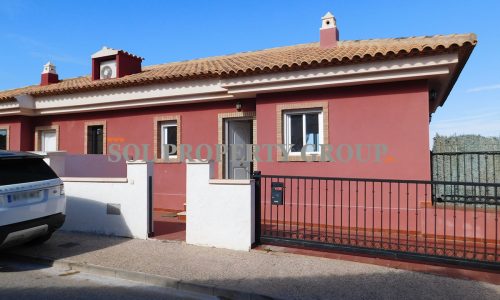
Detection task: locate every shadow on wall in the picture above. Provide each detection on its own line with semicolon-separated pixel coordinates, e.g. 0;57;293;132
61;196;132;238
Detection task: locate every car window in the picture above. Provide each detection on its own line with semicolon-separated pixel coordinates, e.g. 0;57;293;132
0;157;58;185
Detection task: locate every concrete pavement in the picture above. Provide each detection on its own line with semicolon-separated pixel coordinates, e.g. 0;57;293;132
4;231;500;300
0;257;212;300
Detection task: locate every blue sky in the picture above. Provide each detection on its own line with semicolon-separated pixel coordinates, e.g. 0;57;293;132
1;0;499;141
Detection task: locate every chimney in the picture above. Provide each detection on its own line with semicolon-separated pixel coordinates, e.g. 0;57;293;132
91;46;143;81
40;61;59;86
320;12;339;49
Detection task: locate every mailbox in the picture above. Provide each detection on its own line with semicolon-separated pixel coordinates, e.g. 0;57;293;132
271;182;284;205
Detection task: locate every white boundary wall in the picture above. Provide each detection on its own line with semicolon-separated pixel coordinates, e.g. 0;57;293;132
186;160;255;251
45;153;152;239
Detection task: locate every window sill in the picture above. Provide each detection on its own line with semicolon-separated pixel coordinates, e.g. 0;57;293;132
153;158;182;164
277;154;323;162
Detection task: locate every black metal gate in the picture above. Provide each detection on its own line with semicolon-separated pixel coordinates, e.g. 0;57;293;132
253;171;500;270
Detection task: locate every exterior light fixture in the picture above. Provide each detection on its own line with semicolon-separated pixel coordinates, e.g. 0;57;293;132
429;89;437;102
236;101;242;111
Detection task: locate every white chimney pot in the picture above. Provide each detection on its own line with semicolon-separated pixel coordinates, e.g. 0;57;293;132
42;61;57;74
321;12;337;29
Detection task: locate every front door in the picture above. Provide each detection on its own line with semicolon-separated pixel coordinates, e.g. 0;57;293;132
226;120;252;179
40;130;57;152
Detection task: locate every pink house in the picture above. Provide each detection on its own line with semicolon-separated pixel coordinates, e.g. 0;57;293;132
0;13;476;218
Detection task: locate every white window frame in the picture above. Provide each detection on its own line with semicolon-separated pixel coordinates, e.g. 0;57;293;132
160;121;178;159
284;110;323;155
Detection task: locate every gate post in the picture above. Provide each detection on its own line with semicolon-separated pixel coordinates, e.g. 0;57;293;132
252;171;262;245
148;175;154;237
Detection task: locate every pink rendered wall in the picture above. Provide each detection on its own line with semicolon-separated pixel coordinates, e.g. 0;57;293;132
254;81;499;250
256;80;431;181
255;80;431;232
0;116;24;151
31;99;256;211
19;116;34;151
0;80;430;211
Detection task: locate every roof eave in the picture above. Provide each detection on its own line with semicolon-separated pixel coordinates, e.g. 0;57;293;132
432;37;477;112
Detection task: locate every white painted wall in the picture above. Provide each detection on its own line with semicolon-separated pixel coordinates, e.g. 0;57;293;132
186;160;255;251
46;159;153;239
42;151;66;176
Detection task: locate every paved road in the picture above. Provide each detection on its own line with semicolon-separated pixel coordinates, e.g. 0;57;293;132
8;232;500;299
0;258;212;300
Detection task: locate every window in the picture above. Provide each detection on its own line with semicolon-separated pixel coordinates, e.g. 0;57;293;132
87;125;104;154
0;128;7;150
84;122;106;154
0;157;58;185
154;116;181;162
276;102;328;161
160;121;177;158
284;110;323;154
39;130;57;152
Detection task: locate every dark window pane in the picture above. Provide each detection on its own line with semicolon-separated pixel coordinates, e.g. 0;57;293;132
167;126;177;155
0;157;58;185
0;130;6;150
305;113;319;152
290;114;303;152
87;125;104;154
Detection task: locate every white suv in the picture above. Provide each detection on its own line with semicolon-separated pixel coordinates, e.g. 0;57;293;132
0;151;66;249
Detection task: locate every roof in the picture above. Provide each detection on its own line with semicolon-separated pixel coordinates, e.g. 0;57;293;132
0;33;477;102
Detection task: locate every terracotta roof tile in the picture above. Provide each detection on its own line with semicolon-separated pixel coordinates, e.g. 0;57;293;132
0;33;477;101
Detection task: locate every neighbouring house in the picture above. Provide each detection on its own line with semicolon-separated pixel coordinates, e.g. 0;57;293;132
0;12;476;215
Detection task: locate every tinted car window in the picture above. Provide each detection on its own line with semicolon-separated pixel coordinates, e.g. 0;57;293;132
0;157;58;185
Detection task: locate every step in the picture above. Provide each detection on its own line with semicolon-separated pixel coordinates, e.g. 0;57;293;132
177;211;186;222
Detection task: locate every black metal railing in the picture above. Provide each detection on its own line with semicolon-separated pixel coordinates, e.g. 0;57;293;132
253;172;500;270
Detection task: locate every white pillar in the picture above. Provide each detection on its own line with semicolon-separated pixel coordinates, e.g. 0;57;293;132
186;160;255;251
44;151;67;177
125;160;154;238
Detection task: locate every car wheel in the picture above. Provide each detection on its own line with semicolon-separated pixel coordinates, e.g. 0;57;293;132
26;233;53;245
